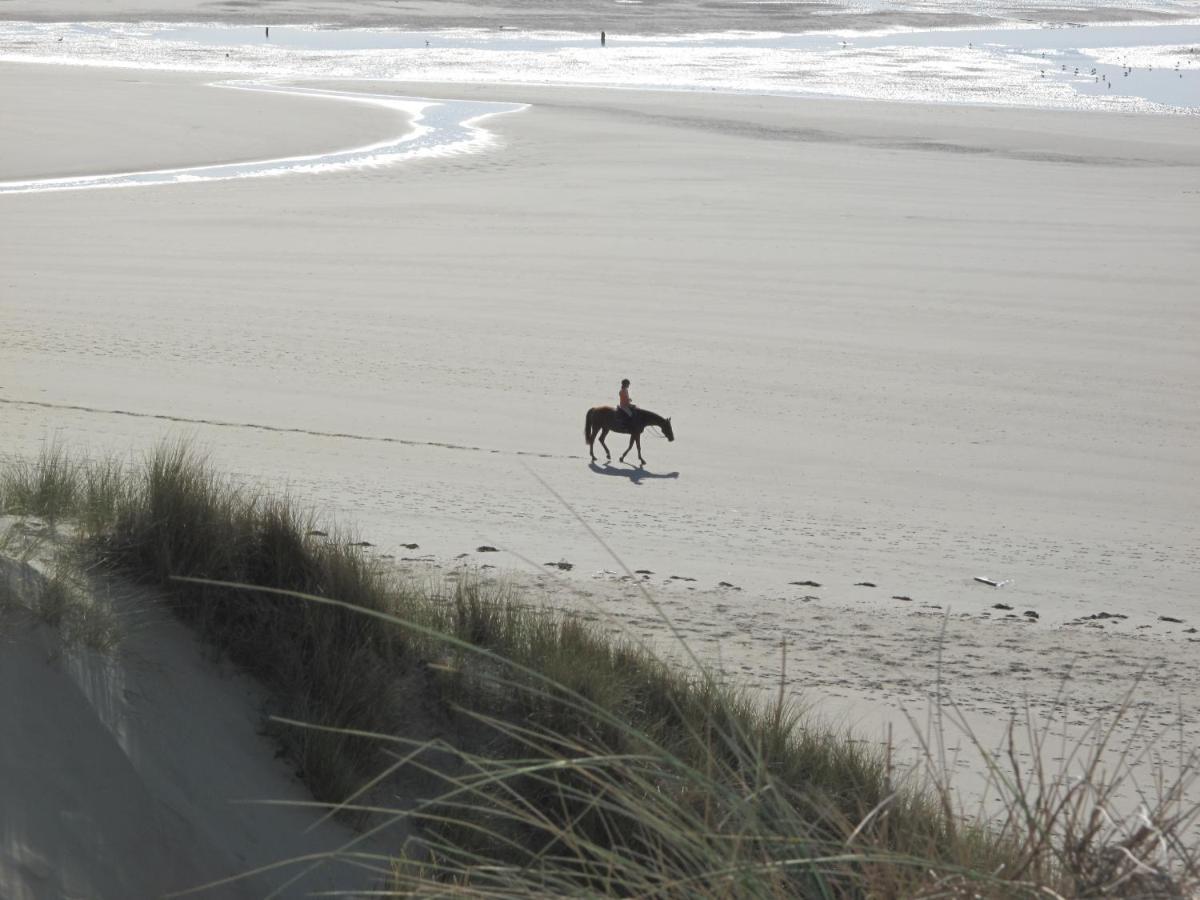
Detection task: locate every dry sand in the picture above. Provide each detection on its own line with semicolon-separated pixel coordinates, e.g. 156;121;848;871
1;56;1199;887
0;531;398;898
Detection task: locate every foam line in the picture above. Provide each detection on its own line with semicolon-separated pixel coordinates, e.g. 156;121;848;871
0;80;526;194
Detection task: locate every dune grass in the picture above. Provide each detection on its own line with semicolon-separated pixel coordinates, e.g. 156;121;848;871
0;441;81;523
1;440;1196;897
0;481;121;653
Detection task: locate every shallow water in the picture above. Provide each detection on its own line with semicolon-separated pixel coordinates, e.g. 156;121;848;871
148;21;1200;52
2;20;1198;112
0;85;522;194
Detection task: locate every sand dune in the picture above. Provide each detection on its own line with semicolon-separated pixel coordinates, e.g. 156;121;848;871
0;548;393;898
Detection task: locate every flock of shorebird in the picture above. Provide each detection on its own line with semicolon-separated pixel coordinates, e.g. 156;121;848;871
835;36;1195;95
1031;46;1194;90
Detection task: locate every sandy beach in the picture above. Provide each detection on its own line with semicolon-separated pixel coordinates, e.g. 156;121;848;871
1;21;1199;891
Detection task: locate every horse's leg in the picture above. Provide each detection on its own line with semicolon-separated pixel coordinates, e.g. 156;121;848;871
635;433;646;467
599;429;611;461
620;434;635;463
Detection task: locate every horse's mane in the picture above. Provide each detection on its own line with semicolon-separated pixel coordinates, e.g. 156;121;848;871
636;408;668;427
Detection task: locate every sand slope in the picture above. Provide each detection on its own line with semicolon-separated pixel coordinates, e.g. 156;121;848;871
0;553;390;899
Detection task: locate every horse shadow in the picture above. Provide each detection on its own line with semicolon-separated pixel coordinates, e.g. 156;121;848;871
589;462;680;485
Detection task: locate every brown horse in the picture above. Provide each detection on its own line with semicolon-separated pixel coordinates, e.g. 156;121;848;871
585;406;674;466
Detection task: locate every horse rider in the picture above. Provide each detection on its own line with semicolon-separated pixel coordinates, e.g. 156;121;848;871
618;379;635;417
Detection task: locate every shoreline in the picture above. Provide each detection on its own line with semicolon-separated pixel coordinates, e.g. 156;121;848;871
3;18;1198;116
0;77;523;193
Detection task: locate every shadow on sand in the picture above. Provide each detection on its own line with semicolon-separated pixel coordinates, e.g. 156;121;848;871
589;462;680;485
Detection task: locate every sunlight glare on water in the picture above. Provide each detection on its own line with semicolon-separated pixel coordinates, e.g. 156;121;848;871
0;20;1197;112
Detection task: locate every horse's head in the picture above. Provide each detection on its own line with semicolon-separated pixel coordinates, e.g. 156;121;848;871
662;417;675;442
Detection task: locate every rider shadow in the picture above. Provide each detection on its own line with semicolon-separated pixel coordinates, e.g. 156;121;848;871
589;462;680;485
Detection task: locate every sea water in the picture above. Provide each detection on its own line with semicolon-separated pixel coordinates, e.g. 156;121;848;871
1;20;1197;112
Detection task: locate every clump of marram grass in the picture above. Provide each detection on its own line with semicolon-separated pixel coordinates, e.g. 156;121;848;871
0;523;120;653
924;692;1200;899
0;441;81;523
28;558;121;652
1;441;1197;898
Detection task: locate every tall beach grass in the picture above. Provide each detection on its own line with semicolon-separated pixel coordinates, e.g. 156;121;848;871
1;440;1196;897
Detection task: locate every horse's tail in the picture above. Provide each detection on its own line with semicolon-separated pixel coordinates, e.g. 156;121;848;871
584;409;593;445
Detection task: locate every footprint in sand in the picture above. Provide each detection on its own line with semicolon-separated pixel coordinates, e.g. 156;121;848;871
855;581;876;588
790;580;821;587
476;545;499;553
